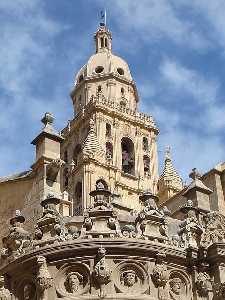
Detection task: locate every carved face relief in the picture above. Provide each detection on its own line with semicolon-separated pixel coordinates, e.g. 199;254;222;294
123;270;136;287
67;273;83;294
169;278;182;298
23;283;34;300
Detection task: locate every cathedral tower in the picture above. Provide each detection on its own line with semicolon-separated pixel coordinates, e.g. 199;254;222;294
61;22;159;215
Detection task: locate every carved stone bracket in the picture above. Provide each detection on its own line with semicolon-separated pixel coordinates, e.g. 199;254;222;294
92;247;111;298
36;256;53;300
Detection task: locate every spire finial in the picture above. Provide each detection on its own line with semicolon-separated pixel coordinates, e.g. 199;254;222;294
165;145;171;160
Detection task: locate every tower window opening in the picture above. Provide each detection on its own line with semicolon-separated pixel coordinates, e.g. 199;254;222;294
95;66;104;73
105;38;108;47
117;68;124;75
121;137;135;175
73;144;81;166
63;168;69;188
74;182;82;215
106;142;113;160
97;85;102;93
78;74;84;83
100;37;104;48
143;137;149;152
143;155;150;175
64;150;68;163
78;95;82;108
121;87;125;95
106;123;112;137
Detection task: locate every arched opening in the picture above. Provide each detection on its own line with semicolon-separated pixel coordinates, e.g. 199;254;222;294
121;137;135;175
106;142;113;160
63;168;69;189
143;155;150;175
64;150;68;163
100;37;104;48
117;68;124;75
121;87;125;95
78;74;84;83
95;66;104;73
106;123;112;137
74;181;82;215
96;179;108;190
73;144;81;166
143;137;149;152
105;38;108;47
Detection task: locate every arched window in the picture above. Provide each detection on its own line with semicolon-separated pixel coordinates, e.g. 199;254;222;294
121;137;135;175
143;155;150;175
106;142;113;160
121;87;125;95
64;150;68;163
78;74;84;83
100;37;104;48
63;168;69;188
143;137;149;152
73;144;81;166
106;123;112;137
105;38;108;47
78;95;82;109
96;179;108;190
74;181;82;215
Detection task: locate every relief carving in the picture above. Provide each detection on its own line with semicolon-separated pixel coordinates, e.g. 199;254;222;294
169;277;183;300
66;272;83;294
36;256;53;299
23;283;36;300
55;263;90;298
152;254;169;300
201;212;225;248
195;264;212;298
114;261;149;295
93;247;111;298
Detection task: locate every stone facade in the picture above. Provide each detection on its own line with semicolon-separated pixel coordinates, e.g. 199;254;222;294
0;21;225;300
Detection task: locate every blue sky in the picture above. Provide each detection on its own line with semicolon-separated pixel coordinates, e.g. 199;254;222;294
0;0;225;182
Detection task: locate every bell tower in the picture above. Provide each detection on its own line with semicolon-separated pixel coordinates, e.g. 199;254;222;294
60;22;159;215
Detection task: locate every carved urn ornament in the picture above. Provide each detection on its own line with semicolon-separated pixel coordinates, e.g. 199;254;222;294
1;210;31;260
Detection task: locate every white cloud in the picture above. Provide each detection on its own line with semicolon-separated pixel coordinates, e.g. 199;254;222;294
160;58;219;105
108;0;210;51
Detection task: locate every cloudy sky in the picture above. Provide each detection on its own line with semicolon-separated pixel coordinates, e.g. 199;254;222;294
1;0;225;182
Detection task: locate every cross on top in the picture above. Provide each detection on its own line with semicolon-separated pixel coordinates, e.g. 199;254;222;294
189;168;201;180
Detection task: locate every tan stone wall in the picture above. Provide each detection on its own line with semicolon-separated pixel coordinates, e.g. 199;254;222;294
0;175;42;246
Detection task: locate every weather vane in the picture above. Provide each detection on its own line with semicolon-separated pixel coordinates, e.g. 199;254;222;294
100;9;107;26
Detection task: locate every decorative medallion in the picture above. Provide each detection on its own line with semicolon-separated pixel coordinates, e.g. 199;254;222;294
114;261;149;295
55;263;90;298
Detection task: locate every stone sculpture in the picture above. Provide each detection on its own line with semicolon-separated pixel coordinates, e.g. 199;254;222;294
169;278;182;300
152;254;169;300
93;247;111;298
0;276;11;300
36;256;53;300
66;272;83;294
